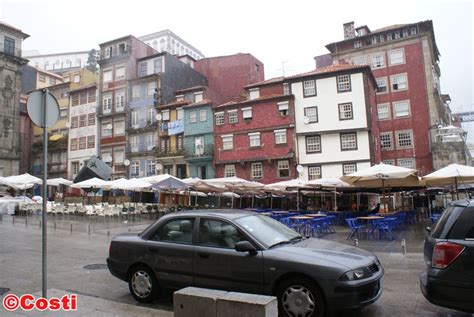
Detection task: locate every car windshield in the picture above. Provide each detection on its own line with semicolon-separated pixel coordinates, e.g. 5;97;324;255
235;215;301;248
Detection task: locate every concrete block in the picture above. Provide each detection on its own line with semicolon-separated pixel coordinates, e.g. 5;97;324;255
174;287;228;317
217;291;278;317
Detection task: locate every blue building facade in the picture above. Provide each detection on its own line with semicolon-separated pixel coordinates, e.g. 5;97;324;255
183;97;215;179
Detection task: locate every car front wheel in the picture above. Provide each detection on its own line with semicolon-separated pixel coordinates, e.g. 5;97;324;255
277;277;325;317
128;265;158;303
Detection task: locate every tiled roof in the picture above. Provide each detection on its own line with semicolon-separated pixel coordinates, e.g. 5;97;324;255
181;99;212;108
158;99;191;108
0;21;29;38
244;76;285;89
287;63;369;80
216;94;289;109
175;86;207;93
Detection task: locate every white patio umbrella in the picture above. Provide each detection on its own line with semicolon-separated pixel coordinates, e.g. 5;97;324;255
71;177;109;189
264;179;309;210
203;177;261;208
306;177;351;211
3;173;42;185
47;178;73;187
341;163;420;212
422;163;474;199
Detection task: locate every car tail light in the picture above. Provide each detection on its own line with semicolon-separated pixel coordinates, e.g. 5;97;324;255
432;242;465;269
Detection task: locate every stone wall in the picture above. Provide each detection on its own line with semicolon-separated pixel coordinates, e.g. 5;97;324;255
432;141;472;170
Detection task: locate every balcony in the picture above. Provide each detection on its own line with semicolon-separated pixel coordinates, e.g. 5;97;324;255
185;144;214;159
97;103;128;117
31;138;67;155
98;45;131;64
155;147;186;158
0;43;22;59
127;119;158;134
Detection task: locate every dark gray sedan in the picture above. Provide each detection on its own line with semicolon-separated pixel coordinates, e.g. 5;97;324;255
107;210;383;317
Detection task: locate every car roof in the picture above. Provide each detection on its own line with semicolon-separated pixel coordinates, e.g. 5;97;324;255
165;209;257;220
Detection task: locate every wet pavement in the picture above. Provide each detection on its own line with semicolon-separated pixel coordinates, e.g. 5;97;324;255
0;214;471;316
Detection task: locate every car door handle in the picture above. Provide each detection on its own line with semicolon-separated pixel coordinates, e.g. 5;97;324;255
197;252;210;258
148;247;158;253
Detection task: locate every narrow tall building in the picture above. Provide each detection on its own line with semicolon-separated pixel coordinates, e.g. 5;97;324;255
0;22;29;176
323;20;455;175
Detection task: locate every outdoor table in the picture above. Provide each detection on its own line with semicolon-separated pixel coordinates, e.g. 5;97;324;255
272;211;289;214
260;212;273;216
306;214;328;217
357;216;384;220
290;216;313;220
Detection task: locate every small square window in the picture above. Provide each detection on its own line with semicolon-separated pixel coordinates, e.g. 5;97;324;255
303;80;316;97
215;112;224;125
199;109;206;122
393;101;410;118
354;40;362;48
251;162;263;179
338;103;353;120
304;107;318;123
337;75;351;92
376;78;388;94
398;158;415;169
377;104;391;120
343;163;357;175
380;133;393;150
371;53;385;69
278;102;289;116
190;111;197;123
277;160;290;178
249;133;261;147
391;74;408;91
224;164;236;177
228;111;238;124
396;131;413;148
340;133;357;150
389;49;404;66
306;135;321;153
274;130;287;145
222;135;233;150
242;107;252;119
308;166;321;180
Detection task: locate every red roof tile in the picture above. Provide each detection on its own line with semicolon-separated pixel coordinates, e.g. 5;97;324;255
244;76;285;89
287;63;369;80
216;94;289;109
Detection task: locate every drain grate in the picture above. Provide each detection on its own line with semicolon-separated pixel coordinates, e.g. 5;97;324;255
0;287;10;295
82;264;108;270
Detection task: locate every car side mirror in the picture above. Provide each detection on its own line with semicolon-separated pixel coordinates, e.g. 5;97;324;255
426;226;431;234
235;241;257;256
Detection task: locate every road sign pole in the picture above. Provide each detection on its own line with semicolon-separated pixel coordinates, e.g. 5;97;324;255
42;89;48;298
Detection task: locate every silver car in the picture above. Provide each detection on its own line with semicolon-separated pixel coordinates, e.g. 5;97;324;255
107;210;383;317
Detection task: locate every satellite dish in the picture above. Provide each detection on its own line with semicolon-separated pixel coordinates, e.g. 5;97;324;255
156;113;162;121
123;159;130;166
303;116;310;124
156;163;163;171
106;123;112;129
65;121;71;128
296;165;304;173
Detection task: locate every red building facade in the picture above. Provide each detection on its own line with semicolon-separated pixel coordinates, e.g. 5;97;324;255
194;53;265;103
324;20;450;175
214;79;296;184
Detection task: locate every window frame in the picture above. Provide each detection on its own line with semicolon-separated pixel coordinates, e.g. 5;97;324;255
338;103;353;120
222;135;233;150
251;162;263;179
303;80;317;97
189;110;197;123
396;130;414;149
308;166;321;180
389;48;405;66
377;103;391;120
228;110;238;124
375;77;389;94
242;107;253;120
274;129;287;145
393;100;411;118
150;218;195;245
336;75;351;93
199;109;207;122
340;132;358;151
224;164;236;177
277;160;290;178
380;132;393;151
304;106;318;123
248;132;261;148
342;163;357;175
391;73;408;92
371;52;385;69
305;135;321;154
215;112;225;125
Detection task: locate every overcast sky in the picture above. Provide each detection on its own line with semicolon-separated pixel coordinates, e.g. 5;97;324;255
1;0;472;113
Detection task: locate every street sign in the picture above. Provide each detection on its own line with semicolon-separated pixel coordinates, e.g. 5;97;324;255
27;90;60;127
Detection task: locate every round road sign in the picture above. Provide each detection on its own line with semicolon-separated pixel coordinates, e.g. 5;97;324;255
27;90;60;128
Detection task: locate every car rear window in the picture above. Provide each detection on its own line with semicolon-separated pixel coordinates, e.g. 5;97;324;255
449;207;474;239
431;206;464;239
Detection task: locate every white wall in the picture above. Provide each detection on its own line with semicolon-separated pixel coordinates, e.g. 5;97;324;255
302;161;371;179
25;52;89;71
293;73;368;134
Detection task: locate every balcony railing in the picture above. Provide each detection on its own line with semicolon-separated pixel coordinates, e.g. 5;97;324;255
32;138;68;154
97;103;128;116
155;147;186;158
128;119;157;132
98;45;131;63
185;144;214;158
0;43;22;58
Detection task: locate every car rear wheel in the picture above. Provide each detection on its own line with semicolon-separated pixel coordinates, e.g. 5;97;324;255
128;265;158;303
276;277;324;317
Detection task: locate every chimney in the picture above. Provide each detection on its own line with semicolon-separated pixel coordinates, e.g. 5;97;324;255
343;22;355;40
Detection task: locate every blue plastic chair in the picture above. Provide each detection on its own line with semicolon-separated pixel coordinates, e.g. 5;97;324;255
345;218;365;240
